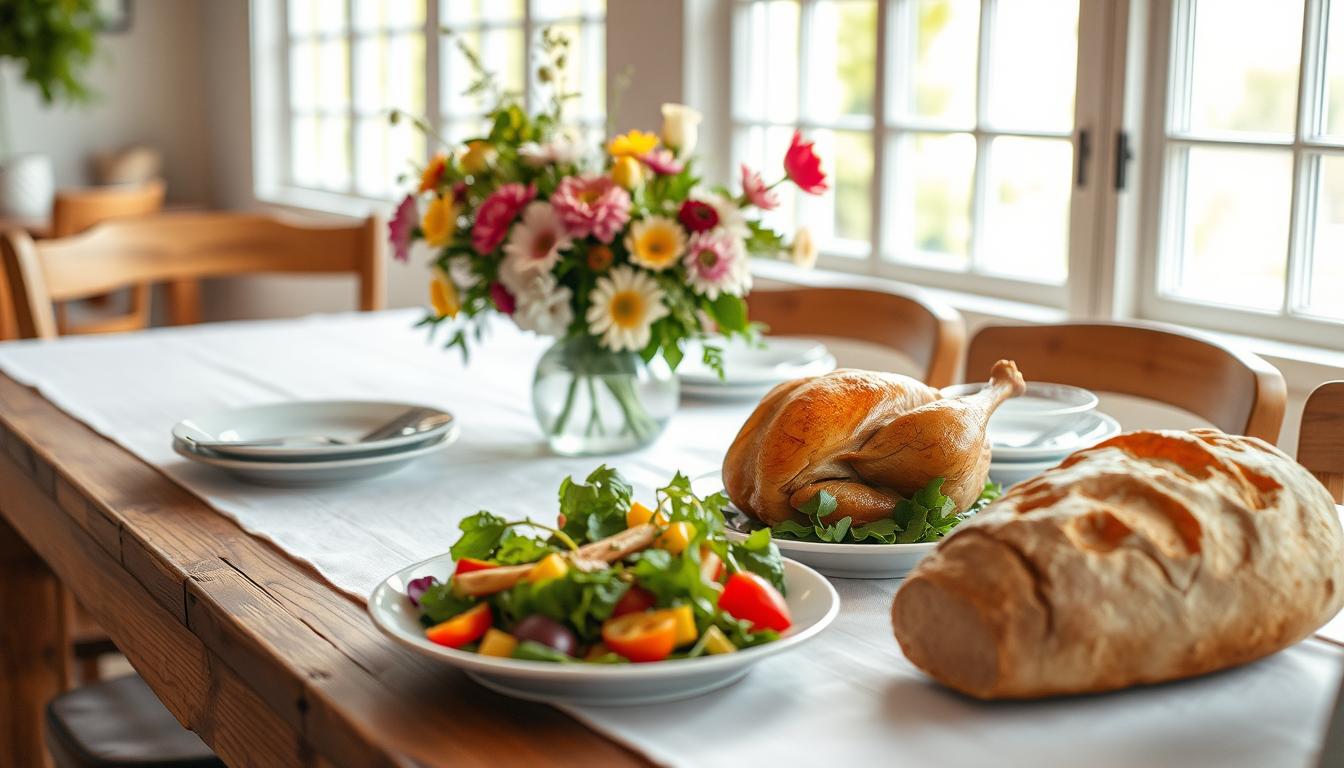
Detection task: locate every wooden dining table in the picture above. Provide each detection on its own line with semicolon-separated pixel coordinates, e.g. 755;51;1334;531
1;309;1341;768
0;376;644;766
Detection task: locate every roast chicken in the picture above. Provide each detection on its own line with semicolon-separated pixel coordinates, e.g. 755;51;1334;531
723;360;1026;525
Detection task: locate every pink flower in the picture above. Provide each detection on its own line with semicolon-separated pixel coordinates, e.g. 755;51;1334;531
678;199;719;233
741;164;780;210
500;202;573;294
472;183;536;255
388;194;417;262
784;131;828;195
550;175;632;244
490;282;516;314
683;231;749;300
639;148;684;176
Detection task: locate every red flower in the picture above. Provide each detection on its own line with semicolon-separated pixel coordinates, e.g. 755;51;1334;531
678;200;719;233
784;131;828;195
472;183;536;255
489;282;516;314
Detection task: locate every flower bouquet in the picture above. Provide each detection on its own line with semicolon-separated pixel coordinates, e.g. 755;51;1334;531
390;34;826;455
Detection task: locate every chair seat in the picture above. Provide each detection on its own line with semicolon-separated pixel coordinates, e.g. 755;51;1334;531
45;674;222;768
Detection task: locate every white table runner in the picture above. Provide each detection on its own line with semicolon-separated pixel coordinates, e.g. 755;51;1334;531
1;309;1339;768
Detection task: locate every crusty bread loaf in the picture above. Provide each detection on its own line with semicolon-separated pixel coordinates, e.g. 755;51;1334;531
891;429;1344;700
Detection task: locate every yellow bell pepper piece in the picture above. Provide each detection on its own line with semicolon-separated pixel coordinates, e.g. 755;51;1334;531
478;628;518;657
656;521;695;555
702;625;737;655
650;605;698;647
526;553;569;582
626;501;669;528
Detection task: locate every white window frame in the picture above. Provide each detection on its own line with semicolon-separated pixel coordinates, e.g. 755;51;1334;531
1136;0;1344;351
725;0;1117;310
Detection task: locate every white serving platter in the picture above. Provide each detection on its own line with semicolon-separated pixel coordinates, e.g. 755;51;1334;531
368;554;839;707
723;505;938;580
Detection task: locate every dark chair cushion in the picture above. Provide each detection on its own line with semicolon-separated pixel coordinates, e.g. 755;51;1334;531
45;674;223;768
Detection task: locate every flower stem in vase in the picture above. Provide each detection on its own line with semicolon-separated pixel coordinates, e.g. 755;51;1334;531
551;371;581;437
604;375;655;442
585;375;606;437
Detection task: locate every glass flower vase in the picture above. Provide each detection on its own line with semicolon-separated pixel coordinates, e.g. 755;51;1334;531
531;335;678;456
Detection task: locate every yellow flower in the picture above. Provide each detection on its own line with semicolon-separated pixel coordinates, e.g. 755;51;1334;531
460;140;497;175
610;155;644;190
606;129;659;159
421;192;459;248
624;215;687;272
418;153;447;193
791;227;817;269
429;268;461;319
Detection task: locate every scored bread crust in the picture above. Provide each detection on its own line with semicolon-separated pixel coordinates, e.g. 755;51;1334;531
722;369;940;525
891;429;1344;700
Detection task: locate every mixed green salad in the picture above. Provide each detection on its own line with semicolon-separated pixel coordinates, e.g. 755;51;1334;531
769;478;1002;545
408;466;791;664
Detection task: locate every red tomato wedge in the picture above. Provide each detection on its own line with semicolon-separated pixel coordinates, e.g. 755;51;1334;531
719;572;791;632
453;557;497;576
601;612;677;662
612;586;657;617
425;603;492;648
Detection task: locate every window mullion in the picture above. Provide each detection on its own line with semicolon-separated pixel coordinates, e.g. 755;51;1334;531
796;0;814;236
867;0;889;271
1286;0;1329;316
524;2;536;115
426;0;441;157
968;0;997;275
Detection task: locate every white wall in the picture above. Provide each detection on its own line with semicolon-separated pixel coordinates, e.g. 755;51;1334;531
0;0;211;204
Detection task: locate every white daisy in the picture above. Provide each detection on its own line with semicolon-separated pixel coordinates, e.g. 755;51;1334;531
585;266;669;352
500;202;571;294
512;272;574;337
518;135;584;168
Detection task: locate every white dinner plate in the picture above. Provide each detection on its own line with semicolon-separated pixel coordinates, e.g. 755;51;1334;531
678;336;836;392
988;457;1064;489
172;400;456;459
368;554;839;706
989;411;1122;463
171;426;458;486
723;505;938;580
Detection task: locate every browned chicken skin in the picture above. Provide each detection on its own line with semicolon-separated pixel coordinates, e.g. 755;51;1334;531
724;360;1025;525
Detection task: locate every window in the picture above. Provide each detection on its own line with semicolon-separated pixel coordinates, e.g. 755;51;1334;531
1142;0;1344;347
270;0;605;204
731;0;1090;305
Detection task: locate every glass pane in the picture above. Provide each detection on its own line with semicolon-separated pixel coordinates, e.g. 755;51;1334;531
888;132;975;270
289;0;346;35
1168;146;1291;310
982;136;1071;282
1304;155;1344;320
735;125;799;237
319;116;352;190
1181;0;1303;137
537;22;605;120
894;0;979;125
533;0;604;20
355;33;426;115
986;0;1078;132
289;40;319;112
734;0;800;122
798;130;871;249
317;38;351;110
1321;2;1344;138
353;0;425;31
807;0;876;120
442;27;526;117
442;0;524;24
290;115;321;187
356;116;426;198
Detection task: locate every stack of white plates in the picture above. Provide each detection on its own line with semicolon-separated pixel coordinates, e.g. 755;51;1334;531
942;382;1121;489
678;336;837;399
171;401;459;486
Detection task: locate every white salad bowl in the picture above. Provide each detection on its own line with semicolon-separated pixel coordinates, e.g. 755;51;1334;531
368;553;840;707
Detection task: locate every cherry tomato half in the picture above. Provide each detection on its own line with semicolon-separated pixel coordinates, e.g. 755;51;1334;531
612;586;657;617
719;572;791;632
453;557;497;576
425;603;492;648
601;612;677;663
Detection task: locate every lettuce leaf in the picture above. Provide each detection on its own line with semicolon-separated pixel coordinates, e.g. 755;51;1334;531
557;465;633;545
771;479;1002;545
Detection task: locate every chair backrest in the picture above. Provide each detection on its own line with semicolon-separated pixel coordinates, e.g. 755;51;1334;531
746;286;965;387
51;179;166;237
1;211;386;339
965;321;1287;442
1299;381;1344;503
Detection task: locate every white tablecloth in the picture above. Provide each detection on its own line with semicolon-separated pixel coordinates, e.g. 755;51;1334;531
1;309;1339;768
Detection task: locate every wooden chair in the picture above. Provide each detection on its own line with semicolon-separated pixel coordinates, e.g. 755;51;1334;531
50;180;167;335
746;286;965;387
1;211;386;340
1299;381;1344;503
966;321;1288;443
